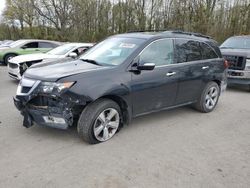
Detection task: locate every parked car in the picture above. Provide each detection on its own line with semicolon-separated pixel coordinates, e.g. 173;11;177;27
220;36;250;90
8;43;94;80
0;39;61;65
14;31;227;144
0;40;14;46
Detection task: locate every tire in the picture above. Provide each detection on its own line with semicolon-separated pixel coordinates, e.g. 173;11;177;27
4;54;17;65
193;81;220;113
77;99;122;144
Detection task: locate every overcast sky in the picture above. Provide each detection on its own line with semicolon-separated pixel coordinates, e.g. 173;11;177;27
0;0;6;17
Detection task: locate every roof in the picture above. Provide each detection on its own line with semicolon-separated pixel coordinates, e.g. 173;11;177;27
230;35;250;38
62;42;94;47
114;30;213;42
17;39;60;43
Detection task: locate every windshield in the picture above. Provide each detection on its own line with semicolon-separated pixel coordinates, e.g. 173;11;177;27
80;37;145;66
47;44;76;55
221;37;250;49
9;40;26;48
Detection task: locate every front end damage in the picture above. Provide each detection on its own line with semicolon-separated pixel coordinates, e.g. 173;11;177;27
14;77;86;129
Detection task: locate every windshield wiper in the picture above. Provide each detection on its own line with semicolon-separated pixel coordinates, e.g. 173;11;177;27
81;58;101;66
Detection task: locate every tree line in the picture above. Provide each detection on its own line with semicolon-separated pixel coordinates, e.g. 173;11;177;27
0;0;249;43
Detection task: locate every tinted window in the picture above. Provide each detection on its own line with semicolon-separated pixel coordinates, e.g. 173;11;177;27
39;42;56;48
175;39;202;63
140;39;174;66
200;42;218;59
23;42;38;48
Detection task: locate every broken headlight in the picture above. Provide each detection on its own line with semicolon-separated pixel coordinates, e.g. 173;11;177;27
38;82;75;93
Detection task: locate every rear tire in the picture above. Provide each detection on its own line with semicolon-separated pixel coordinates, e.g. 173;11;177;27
4;54;16;65
194;82;220;113
77;99;122;144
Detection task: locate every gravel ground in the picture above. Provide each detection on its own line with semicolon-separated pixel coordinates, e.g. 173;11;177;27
0;65;250;188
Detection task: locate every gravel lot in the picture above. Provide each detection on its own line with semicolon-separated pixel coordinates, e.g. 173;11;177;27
0;65;250;188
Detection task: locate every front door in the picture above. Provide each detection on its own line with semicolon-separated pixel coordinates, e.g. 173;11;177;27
131;38;179;116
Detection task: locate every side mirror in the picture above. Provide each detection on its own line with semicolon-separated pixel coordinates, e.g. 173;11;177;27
137;62;155;71
68;52;77;58
21;45;28;49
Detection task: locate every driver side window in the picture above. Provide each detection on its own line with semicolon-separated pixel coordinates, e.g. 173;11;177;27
22;42;39;48
140;39;174;66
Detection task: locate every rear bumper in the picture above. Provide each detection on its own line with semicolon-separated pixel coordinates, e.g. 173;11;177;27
221;80;227;93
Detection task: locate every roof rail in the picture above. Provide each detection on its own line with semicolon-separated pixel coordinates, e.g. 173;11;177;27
126;29;212;39
170;30;212;39
127;29;167;33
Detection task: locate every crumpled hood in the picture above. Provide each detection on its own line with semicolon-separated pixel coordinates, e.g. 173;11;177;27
24;59;108;81
9;53;64;64
220;48;250;58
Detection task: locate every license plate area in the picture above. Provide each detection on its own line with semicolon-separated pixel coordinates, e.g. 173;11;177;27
43;116;66;124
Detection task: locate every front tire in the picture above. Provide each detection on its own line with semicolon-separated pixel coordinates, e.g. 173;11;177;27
194;82;220;113
77;99;121;144
4;54;16;65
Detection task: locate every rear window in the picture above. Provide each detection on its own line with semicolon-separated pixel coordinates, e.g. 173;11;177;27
39;42;57;48
200;42;218;59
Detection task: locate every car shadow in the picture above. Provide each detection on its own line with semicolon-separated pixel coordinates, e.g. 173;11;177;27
26;106;194;144
227;84;250;93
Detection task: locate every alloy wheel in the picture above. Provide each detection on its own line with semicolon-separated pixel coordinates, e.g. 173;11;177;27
205;86;219;110
93;108;120;142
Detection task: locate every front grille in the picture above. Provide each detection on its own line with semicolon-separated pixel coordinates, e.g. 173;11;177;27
8;63;18;69
223;55;246;70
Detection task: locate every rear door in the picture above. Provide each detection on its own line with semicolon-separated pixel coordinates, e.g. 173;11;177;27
38;42;57;53
131;38;179;116
174;39;207;104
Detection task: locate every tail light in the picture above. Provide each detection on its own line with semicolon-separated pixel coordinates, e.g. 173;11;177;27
224;59;230;68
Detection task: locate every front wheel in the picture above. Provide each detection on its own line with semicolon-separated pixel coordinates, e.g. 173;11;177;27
4;54;16;65
194;82;220;113
77;99;121;144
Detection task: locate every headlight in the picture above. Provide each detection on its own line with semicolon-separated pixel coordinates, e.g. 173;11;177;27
38;81;75;93
246;59;250;69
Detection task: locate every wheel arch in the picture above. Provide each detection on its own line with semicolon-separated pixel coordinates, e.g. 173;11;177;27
98;95;131;126
3;52;19;62
212;79;221;88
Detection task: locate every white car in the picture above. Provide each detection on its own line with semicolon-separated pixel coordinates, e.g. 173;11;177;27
8;43;94;80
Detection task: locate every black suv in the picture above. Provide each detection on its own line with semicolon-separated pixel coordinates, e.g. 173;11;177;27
14;31;227;144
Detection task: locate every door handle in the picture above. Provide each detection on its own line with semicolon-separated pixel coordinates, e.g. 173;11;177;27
166;72;176;77
202;66;209;70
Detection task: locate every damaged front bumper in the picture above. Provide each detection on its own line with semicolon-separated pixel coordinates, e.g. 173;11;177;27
14;78;87;129
14;96;73;129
